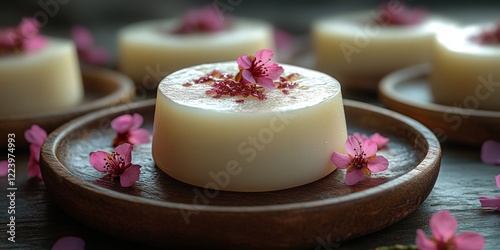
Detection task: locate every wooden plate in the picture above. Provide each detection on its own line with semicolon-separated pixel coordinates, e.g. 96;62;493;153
40;99;441;249
0;67;135;148
379;63;500;146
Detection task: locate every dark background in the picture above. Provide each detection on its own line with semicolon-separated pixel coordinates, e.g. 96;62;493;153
2;0;500;60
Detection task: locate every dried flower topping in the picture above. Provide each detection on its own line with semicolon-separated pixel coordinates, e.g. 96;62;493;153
235;49;284;89
172;5;226;34
373;2;427;26
331;135;389;185
0;18;46;55
470;21;500;45
415;210;485;250
183;50;296;102
111;113;151;147
89;143;141;187
479;175;500;211
25;124;47;181
71;25;109;65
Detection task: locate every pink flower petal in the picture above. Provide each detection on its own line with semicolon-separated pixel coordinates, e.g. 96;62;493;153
256;77;276;89
114;143;133;165
30;143;41;162
89;151;110;172
111;114;134;133
242;70;256;84
24;124;47;146
27;154;42;180
330;152;351;169
496;175;500;189
237;55;252;69
52;236;85;250
479;195;500;209
370;133;390;149
130;113;144;131
79;47;109;65
361;139;378;157
128;129;151;145
345;136;361;157
0;161;9;177
265;63;285;80
454;232;485;250
255;49;274;62
480;140;500;165
367;155;389;173
71;25;93;49
24;35;47;52
415;229;437;250
430;210;457;242
120;164;141;187
345;169;365;185
18;18;40;38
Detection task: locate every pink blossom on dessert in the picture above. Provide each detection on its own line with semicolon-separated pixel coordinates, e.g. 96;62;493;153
236;49;284;89
415;210;485;250
375;2;427;26
25;124;48;180
479;175;500;211
0;160;8;176
352;132;389;149
111;113;151;147
470;21;500;45
0;17;46;54
52;236;85;250
172;5;226;34
89;143;141;187
480;140;500;165
330;136;389;185
71;25;109;65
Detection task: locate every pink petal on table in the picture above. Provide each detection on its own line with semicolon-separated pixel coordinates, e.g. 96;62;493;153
415;229;436;250
24;124;47;146
454;232;485;250
345;169;364;185
114;143;133;165
480;140;500;164
368;156;389;173
479;195;500;209
496;175;500;189
430;210;457;242
111;114;134;133
330;152;351;169
120;164;141;187
128;129;151;145
89;151;110;172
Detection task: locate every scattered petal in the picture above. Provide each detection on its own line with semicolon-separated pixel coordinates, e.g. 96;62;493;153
71;25;109;65
111;113;151;147
430;210;457;242
415;229;436;250
25;124;47;181
454;232;485;250
172;5;227;34
480;140;500;165
0;161;8;176
52;236;85;250
120;164;141;187
0;17;46;54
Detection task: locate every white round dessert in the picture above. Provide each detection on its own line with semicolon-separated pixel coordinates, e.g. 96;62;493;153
152;62;347;192
0;38;83;117
313;11;452;90
430;24;500;111
118;18;274;86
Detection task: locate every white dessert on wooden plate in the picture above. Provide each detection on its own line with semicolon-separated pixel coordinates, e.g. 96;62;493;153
152;51;347;192
313;2;452;90
430;22;500;111
0;19;83;117
118;6;274;85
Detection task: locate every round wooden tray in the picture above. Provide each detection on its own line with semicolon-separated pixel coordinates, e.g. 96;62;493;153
0;67;135;148
379;63;500;146
40;99;441;249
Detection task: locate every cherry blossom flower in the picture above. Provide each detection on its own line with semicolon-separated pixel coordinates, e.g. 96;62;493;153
352;132;390;149
89;143;141;187
25;124;47;181
235;49;284;89
479;175;500;211
0;17;46;54
415;210;485;250
111;113;151;147
331;136;389;185
52;236;85;250
0;160;8;176
71;25;109;65
172;5;226;34
375;2;427;26
480;140;500;165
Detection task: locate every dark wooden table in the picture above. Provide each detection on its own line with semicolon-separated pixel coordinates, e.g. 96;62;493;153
2;92;500;249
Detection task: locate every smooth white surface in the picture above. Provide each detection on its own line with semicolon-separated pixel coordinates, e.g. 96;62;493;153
118;18;274;84
0;38;83;117
152;62;347;192
430;24;500;110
